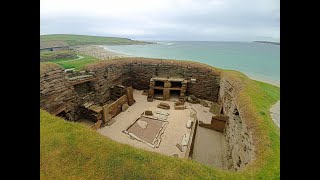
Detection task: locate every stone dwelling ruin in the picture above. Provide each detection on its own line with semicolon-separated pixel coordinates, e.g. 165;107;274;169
40;58;255;171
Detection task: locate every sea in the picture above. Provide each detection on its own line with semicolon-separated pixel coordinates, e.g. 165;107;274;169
103;41;280;86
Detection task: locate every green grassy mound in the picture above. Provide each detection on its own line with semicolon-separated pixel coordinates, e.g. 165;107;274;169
40;67;280;179
40;34;152;46
40;50;77;61
49;54;98;71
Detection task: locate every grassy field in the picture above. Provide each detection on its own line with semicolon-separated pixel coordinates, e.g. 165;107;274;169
40;66;280;179
40;50;77;61
40;34;152;46
44;54;98;71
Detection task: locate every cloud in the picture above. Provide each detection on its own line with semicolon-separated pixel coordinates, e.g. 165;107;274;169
40;0;279;41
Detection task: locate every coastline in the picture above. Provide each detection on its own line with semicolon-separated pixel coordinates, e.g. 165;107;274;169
72;45;131;60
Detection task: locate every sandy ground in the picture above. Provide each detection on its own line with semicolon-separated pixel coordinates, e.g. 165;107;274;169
270;101;280;128
97;90;217;158
72;45;131;60
192;127;228;170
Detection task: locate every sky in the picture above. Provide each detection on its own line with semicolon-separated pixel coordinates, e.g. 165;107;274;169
40;0;280;41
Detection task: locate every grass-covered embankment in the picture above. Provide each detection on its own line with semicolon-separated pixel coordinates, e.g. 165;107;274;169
40;61;280;179
40;34;152;46
50;54;98;71
40;50;77;61
40;54;98;71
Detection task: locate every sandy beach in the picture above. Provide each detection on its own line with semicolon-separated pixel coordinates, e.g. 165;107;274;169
72;45;132;60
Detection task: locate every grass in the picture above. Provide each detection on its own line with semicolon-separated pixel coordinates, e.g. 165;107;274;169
40;66;280;179
40;34;152;46
43;54;99;71
40;50;77;61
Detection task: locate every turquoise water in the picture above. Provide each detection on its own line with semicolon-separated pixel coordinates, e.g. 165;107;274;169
104;41;280;86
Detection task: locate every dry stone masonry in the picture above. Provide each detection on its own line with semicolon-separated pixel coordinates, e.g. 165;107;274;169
219;75;254;171
40;58;255;171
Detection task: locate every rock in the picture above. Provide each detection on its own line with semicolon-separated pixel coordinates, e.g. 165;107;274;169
157;102;170;109
181;133;190;146
186;120;193;128
190;95;197;100
147;96;153;102
200;99;209;107
145;110;153;116
91;120;102;130
173;154;179;157
122;103;129;112
137;120;148;128
187;95;200;104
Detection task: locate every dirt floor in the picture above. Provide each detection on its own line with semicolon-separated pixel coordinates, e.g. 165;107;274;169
192;126;228;170
97;90;226;159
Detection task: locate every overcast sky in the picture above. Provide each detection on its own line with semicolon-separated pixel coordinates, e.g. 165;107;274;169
40;0;279;41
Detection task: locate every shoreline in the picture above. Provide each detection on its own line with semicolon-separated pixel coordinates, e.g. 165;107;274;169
72;45;131;60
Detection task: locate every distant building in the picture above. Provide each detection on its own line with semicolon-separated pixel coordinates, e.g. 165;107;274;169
40;41;70;52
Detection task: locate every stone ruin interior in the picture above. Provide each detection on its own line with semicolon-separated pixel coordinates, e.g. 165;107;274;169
40;59;255;171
